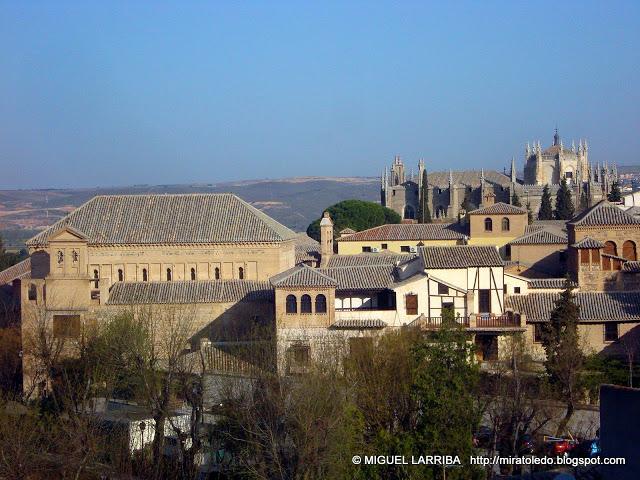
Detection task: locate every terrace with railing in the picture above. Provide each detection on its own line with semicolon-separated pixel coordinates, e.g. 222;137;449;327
412;312;524;331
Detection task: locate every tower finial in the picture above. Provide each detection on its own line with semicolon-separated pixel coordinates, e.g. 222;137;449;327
553;126;560;146
510;156;516;183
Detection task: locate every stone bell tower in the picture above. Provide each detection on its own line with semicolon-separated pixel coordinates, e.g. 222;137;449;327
320;212;334;266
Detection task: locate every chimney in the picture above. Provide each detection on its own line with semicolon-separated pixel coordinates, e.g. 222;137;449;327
483;191;496;206
320;211;334;266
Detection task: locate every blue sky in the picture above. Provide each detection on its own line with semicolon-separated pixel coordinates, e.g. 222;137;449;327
1;0;639;188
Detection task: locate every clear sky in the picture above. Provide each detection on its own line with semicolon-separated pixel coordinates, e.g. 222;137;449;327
1;1;639;189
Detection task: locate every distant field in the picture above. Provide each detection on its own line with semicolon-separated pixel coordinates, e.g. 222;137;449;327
0;177;380;248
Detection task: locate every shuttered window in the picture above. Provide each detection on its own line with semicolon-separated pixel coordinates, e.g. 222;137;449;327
405;294;418;315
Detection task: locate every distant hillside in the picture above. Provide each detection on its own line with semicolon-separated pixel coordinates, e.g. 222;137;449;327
0;177;379;248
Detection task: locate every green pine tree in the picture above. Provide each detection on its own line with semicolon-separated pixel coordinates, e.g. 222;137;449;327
608;181;622;202
554;178;575;220
417;169;432;223
579;188;592;211
541;280;584;436
538;184;554;220
511;189;522;207
411;309;481;478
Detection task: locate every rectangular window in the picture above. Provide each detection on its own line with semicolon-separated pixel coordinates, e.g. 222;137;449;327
53;315;81;339
437;283;449;295
400;246;411;253
514;286;521;294
362;246;372;253
604;323;619;342
592;249;600;263
478;289;491;314
381;243;388;250
534;324;543;343
405;294;418;315
287;344;310;374
503;284;507;294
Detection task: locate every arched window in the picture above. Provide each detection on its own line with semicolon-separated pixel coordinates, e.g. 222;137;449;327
166;268;172;281
623;240;637;261
214;267;220;280
238;267;244;279
604;241;617;256
301;294;312;313
286;294;297;313
191;267;196;281
93;269;99;288
28;284;37;301
484;218;493;232
315;294;327;313
501;217;510;231
118;269;124;282
142;268;148;282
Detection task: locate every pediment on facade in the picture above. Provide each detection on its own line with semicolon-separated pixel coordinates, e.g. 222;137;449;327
47;225;89;243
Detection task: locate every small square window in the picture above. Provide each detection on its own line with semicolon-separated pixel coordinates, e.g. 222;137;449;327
604;323;619;342
514;287;521;294
362;246;372;253
437;283;448;295
381;243;388;250
400;246;411;253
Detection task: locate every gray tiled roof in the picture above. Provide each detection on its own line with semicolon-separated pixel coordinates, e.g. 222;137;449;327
528;278;576;289
419;245;503;269
294;233;320;265
622;261;640;273
468;202;527;216
625;206;640;217
568;200;640;227
0;258;31;286
326;253;417;268
505;292;640;322
319;265;396;291
572;237;605;249
270;265;337;288
335;223;465;242
106;280;273;305
509;229;567;246
27;193;297;246
330;318;387;329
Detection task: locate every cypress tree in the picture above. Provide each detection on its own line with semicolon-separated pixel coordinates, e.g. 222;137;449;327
526;201;533;225
417;169;432;223
541;280;583;435
461;190;474;213
579;188;592;211
608;181;622;202
554;179;575;220
511;190;522;207
538;184;554;220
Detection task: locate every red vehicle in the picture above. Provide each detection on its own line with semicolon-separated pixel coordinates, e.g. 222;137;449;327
543;436;578;457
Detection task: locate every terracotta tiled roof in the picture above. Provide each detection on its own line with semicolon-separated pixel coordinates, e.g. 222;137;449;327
339;228;356;235
326;253;417;268
270;265;337;288
509;229;567;246
622;261;640;273
335;223;465;242
419;245;503;269
568;200;640;227
106;280;273;305
528;278;576;290
0;258;31;286
468;202;527;216
572;237;605;249
27;194;297;246
330;318;387;329
505;292;640;322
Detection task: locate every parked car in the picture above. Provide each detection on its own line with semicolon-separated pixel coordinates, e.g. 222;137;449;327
542;437;577;457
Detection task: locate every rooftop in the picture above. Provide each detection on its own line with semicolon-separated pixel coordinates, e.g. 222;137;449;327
419;245;503;269
0;258;31;286
335;223;465;242
106;279;273;305
468;202;527;216
27;193;297;246
506;291;640;322
509;229;567;246
270;265;337;288
568;200;640;227
572;237;605;249
325;252;417;268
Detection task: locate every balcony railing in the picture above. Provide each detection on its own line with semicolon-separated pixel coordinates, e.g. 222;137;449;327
413;313;522;330
474;313;521;328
